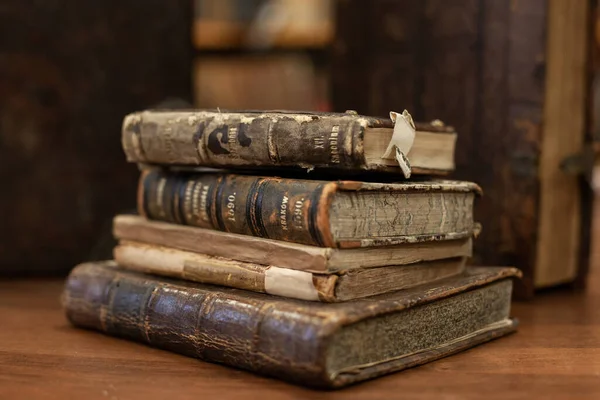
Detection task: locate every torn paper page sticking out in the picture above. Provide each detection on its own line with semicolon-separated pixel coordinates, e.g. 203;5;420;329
382;110;416;178
264;267;319;301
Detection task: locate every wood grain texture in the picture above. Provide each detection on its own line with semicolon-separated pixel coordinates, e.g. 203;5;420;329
0;1;192;275
332;0;595;297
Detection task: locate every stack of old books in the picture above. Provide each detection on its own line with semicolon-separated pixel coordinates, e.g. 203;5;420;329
63;109;520;389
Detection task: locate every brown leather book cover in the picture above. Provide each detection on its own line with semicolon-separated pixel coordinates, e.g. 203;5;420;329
137;169;480;248
113;240;468;302
122;109;456;175
63;262;520;388
113;214;474;273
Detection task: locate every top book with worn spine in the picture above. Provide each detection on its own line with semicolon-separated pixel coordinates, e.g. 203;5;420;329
122;109;456;175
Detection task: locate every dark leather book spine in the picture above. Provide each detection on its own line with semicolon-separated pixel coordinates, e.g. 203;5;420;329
122;111;386;169
137;170;338;247
62;263;331;387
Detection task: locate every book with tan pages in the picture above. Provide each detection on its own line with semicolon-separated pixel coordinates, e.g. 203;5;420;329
113;240;468;302
122;109;457;175
113;215;474;273
137;170;480;248
63;262;520;388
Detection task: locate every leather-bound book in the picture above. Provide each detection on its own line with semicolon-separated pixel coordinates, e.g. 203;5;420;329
113;240;467;302
136;170;480;248
113;215;473;272
62;261;520;388
122;109;457;175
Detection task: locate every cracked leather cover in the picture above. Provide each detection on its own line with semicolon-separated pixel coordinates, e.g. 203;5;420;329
122;109;455;174
63;261;519;388
137;169;480;248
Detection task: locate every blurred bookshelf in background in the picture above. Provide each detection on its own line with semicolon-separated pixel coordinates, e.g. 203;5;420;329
192;0;333;111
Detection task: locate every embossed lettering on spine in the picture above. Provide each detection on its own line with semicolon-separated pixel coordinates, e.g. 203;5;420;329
138;170;480;248
138;169;335;247
122;110;368;169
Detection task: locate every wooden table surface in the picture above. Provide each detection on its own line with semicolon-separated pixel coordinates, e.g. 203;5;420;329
2;244;600;398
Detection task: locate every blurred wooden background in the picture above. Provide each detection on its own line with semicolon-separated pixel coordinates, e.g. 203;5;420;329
0;1;193;274
0;0;598;299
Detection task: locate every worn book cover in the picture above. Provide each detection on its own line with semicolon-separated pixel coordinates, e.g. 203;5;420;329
122;109;457;175
113;215;473;272
114;240;467;301
137;169;480;248
63;262;520;388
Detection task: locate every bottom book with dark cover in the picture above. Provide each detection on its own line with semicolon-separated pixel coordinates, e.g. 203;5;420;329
62;262;520;388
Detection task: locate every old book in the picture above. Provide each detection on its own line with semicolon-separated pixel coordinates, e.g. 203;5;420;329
194;55;324;111
332;0;594;295
113;215;473;272
63;261;520;388
113;240;467;302
137;170;480;248
122;110;457;174
244;0;334;49
192;0;333;50
62;262;518;387
192;0;255;49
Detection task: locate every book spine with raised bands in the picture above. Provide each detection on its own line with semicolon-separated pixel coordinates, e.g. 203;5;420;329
62;263;331;387
121;111;373;169
138;170;338;247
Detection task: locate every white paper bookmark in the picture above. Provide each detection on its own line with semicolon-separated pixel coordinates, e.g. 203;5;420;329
381;110;416;178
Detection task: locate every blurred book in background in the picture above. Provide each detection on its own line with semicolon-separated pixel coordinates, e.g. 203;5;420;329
193;0;333;111
194;54;329;111
193;0;333;50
